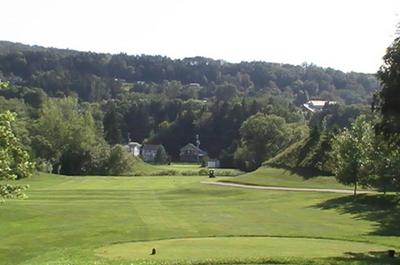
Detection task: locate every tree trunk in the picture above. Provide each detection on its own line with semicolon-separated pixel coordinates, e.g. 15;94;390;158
353;181;357;197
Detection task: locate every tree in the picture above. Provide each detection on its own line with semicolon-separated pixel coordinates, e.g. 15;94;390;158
371;134;400;193
105;145;135;175
371;33;400;192
330;116;374;196
32;97;104;175
215;83;238;102
375;36;400;134
234;113;291;171
0;110;34;199
103;104;123;145
154;145;168;164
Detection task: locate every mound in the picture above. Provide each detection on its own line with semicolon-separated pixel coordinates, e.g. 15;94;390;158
96;236;386;263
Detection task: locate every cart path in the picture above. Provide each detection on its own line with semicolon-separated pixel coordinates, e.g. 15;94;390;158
202;181;373;194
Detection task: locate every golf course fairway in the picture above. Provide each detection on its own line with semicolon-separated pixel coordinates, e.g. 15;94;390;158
97;236;387;262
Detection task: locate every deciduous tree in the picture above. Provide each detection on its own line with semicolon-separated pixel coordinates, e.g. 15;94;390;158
330;116;374;196
375;36;400;134
0;110;34;199
234;113;294;171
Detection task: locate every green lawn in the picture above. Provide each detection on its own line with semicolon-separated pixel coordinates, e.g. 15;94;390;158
133;161;204;174
97;236;386;261
133;161;242;176
222;166;352;190
0;173;398;265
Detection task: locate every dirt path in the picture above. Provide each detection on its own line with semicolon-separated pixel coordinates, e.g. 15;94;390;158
202;181;373;194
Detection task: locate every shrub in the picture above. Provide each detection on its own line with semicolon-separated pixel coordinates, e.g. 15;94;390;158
151;170;178;176
105;145;135;175
198;168;209;175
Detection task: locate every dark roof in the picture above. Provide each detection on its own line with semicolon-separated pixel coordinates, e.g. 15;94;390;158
180;143;207;155
142;144;160;151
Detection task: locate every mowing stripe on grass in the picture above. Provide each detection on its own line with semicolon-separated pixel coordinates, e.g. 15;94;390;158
96;236;388;262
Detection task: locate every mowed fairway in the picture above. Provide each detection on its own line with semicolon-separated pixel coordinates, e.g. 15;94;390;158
0;173;398;265
97;237;386;261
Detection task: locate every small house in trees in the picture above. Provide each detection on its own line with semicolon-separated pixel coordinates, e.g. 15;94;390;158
141;144;162;162
302;100;337;112
179;143;208;163
207;159;220;168
125;142;142;157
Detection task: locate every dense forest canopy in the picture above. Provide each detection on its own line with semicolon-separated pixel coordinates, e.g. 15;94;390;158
0;41;380;173
0;41;378;104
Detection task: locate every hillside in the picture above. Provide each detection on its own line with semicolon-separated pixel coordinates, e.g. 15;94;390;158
220;166;349;190
0;41;378;104
0;40;79;55
0;40;377;173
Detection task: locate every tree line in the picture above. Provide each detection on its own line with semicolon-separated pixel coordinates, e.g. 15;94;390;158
2;34;400;198
0;41;378;104
0;79;307;173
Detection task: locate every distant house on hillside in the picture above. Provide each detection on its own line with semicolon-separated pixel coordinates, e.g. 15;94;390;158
179;143;208;163
125;142;142;157
207;159;220;168
141;144;162;162
303;100;337;112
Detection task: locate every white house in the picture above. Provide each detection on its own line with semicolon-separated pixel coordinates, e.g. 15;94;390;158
125;142;142;157
207;159;220;168
303;100;337;112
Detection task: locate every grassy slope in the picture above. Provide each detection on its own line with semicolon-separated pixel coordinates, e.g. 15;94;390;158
0;173;398;265
222;166;351;190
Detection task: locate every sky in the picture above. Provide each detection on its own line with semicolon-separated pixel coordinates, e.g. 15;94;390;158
1;0;399;73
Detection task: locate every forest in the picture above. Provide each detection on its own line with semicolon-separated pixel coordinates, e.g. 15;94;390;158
0;40;390;180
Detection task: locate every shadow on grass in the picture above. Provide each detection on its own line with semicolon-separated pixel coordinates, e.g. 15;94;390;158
276;252;399;265
287;167;332;179
266;164;333;179
324;251;400;265
313;194;400;236
110;254;400;265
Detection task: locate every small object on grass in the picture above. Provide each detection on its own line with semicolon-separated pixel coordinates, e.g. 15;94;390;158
151;248;156;255
388;249;395;258
208;169;215;178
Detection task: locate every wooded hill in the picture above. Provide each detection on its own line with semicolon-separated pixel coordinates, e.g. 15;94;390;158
0;41;378;104
0;41;378;174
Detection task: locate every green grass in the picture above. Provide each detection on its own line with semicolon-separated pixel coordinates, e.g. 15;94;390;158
133;161;242;176
132;161;200;173
0;172;398;265
222;166;351;189
97;236;386;261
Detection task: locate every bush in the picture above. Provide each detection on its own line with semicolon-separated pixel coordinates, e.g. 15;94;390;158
105;145;135;175
35;159;53;173
151;170;178;176
154;145;169;164
198;168;209;175
215;170;238;176
181;170;200;176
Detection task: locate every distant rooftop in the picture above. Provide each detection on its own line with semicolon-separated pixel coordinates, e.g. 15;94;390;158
303;100;337;112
